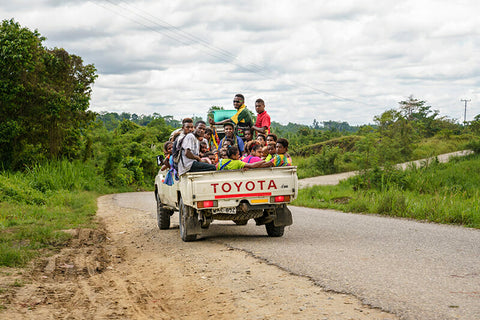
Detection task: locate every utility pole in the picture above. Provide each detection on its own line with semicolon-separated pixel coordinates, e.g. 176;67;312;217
461;99;471;125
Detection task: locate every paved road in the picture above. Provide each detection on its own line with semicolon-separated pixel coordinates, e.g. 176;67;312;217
121;193;480;320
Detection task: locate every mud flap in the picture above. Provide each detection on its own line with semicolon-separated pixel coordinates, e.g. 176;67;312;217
185;212;202;236
273;205;293;227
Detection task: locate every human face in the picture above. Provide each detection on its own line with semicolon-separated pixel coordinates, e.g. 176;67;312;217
255;102;265;114
224;125;234;137
266;136;275;144
205;132;211;140
267;144;276;155
200;143;208;153
195;123;206;138
262;146;269;158
244;130;252;141
183;122;194;134
276;142;287;155
232;151;240;160
233;97;243;109
166;144;173;154
256;135;265;146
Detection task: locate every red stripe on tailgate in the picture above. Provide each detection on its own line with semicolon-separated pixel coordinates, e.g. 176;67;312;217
214;192;272;199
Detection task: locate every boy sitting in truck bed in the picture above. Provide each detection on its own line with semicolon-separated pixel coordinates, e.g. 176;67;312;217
218;122;245;154
265;138;292;167
265;141;276;162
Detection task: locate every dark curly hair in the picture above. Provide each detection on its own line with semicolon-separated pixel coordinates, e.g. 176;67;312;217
227;145;239;158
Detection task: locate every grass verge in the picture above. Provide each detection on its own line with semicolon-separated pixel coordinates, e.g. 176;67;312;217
0;160;131;267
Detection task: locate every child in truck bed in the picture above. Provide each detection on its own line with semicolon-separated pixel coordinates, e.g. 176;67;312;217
266;138;292;167
265;141;276;162
161;141;173;171
217;146;266;170
242;141;264;163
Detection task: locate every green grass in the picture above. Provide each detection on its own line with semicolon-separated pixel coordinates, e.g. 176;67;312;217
294;134;469;179
0;160;121;267
293;154;480;228
411;134;472;160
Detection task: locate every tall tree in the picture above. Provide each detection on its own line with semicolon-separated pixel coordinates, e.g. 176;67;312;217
0;19;97;169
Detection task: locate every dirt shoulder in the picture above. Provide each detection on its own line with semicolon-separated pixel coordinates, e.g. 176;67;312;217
0;194;397;319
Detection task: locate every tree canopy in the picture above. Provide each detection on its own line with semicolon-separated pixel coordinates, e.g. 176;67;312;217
0;19;97;169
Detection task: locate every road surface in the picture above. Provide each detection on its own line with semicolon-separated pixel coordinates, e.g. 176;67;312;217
125;191;480;320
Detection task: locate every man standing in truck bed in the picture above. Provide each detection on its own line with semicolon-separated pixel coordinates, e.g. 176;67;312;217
251;98;271;136
209;93;253;139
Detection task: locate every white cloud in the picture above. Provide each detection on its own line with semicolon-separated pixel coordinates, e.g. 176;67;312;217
1;0;480;125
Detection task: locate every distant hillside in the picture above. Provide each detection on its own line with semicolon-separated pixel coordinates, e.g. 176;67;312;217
293;135;362;156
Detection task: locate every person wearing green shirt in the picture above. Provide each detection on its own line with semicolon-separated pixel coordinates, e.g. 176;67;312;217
209;94;253;139
217;146;266;171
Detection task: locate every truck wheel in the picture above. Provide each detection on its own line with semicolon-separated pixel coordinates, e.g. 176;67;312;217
265;222;284;237
179;197;197;242
156;193;170;230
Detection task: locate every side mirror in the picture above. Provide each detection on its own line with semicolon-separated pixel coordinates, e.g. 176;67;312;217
156;155;164;166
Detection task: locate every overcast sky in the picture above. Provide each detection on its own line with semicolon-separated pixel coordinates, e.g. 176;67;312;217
2;0;480;125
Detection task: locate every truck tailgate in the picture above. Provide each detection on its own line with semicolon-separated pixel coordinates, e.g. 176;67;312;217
183;167;297;207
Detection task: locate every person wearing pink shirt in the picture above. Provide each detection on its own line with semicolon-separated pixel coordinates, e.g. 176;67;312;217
242;141;264;163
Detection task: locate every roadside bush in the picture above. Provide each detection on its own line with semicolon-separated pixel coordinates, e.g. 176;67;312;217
0;174;46;205
466;138;480;154
375;190;408;216
24;160;108;193
348;166;408;191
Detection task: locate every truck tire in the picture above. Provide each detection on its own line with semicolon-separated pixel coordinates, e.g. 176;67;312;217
179;197;197;242
265;221;284;237
156;193;170;230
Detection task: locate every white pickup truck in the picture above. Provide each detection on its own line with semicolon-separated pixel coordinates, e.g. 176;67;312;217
154;163;298;242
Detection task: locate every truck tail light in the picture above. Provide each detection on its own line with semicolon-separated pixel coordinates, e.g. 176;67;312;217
197;200;216;208
271;195;290;203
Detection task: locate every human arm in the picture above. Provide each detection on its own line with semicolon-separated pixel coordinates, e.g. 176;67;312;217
251;125;268;134
243;160;268;170
160;156;171;171
209;117;234;126
237;136;245;153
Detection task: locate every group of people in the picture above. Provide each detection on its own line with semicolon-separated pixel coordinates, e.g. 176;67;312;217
162;94;292;182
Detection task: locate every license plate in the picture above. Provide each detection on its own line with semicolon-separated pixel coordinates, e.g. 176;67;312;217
212;207;236;214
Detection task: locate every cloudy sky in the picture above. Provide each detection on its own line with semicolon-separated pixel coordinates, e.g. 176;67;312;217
2;0;480;125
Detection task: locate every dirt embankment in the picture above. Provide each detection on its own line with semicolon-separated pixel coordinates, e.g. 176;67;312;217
1;194;396;319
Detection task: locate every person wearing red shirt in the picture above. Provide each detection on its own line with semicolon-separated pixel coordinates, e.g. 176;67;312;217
252;98;271;136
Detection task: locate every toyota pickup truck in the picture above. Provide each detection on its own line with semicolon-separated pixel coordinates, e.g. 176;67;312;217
154;162;298;242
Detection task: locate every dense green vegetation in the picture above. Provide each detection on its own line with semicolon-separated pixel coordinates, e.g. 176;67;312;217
292;96;477;179
0;19;97;170
2;19;480;267
293;154;480;228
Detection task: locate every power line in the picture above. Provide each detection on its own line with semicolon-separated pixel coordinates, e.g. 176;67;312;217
92;1;371;106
